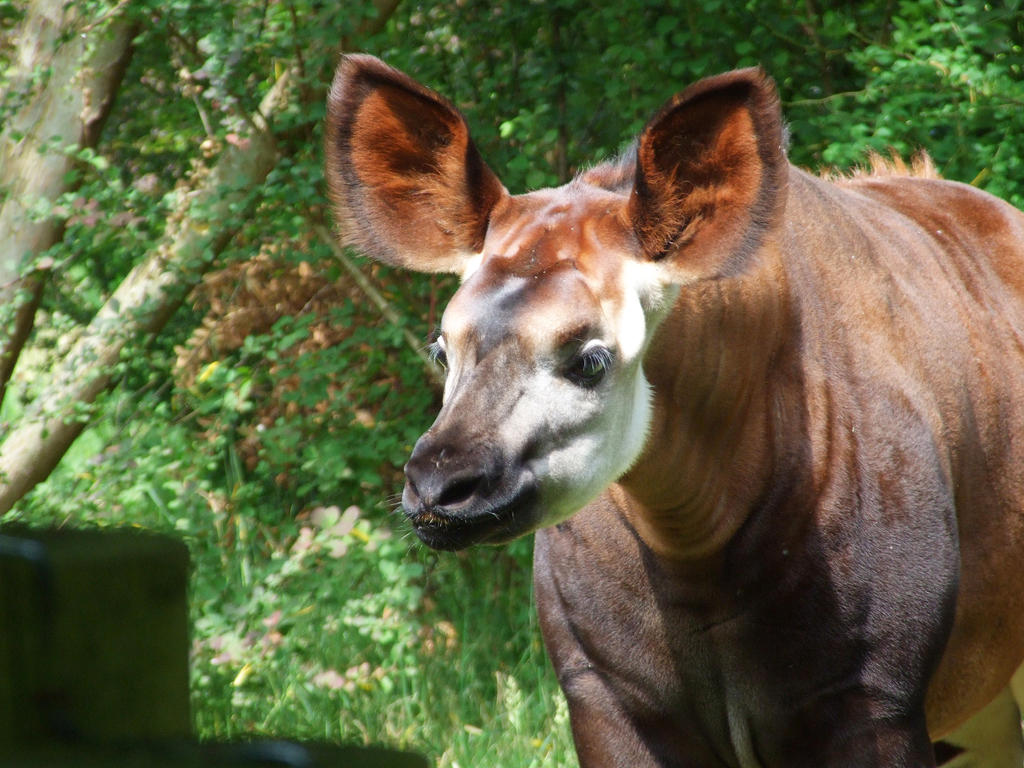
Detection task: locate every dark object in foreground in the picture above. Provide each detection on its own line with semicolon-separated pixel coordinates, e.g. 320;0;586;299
326;54;1024;767
1;742;428;767
0;526;191;745
0;527;426;767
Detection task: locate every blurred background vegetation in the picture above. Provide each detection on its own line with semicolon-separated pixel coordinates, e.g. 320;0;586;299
1;1;1022;766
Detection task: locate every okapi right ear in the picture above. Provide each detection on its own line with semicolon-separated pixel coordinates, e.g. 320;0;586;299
628;68;788;280
325;55;506;273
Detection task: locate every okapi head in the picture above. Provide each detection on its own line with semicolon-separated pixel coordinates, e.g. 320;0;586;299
325;55;787;550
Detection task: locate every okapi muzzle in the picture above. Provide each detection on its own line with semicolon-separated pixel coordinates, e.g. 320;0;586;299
402;430;538;550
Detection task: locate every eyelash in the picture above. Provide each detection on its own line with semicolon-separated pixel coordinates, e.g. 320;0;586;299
428;339;448;368
565;343;613;388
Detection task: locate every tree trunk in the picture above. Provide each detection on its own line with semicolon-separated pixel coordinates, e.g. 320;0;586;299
0;1;136;409
0;70;293;515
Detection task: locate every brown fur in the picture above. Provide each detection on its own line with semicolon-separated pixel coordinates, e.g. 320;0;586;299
628;68;788;276
822;149;940;182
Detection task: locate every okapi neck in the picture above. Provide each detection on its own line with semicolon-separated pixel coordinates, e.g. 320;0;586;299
618;246;796;562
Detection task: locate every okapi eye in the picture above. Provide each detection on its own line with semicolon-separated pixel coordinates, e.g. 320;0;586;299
428;335;448;369
565;343;613;388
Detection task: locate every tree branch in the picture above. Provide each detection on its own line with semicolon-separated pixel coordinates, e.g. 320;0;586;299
0;69;294;515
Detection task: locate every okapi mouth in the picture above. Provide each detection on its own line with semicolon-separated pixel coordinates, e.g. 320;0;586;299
402;465;540;550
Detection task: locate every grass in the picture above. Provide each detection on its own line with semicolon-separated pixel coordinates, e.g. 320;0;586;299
185;511;576;767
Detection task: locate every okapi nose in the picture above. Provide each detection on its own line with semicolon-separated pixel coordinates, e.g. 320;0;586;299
403;438;494;512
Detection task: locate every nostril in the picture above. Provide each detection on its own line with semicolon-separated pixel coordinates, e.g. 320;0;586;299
437;473;485;509
405;436;499;512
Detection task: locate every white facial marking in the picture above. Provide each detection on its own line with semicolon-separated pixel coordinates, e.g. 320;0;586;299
459;251;485;282
523;359;653;525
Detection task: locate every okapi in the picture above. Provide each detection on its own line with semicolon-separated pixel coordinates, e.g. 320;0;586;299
325;55;1024;767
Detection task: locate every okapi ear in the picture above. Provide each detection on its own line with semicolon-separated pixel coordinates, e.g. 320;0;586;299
325;55;506;273
628;68;787;278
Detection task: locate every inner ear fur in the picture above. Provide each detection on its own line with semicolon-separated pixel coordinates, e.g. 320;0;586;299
325;55;506;273
628;67;788;277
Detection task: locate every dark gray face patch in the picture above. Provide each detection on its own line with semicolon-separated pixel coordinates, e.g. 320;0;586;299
460;273;530;362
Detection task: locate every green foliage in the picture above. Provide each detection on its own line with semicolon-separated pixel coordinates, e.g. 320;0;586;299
5;1;1024;766
380;1;1024;205
843;2;1024;204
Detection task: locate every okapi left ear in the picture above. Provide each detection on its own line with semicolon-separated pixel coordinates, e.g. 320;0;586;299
325;55;506;273
628;68;788;278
